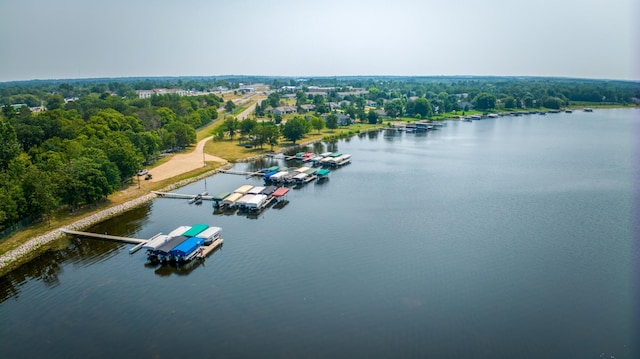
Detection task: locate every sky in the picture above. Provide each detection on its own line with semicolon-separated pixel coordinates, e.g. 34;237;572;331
0;0;637;82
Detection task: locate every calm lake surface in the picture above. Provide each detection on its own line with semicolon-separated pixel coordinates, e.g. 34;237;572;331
1;109;638;358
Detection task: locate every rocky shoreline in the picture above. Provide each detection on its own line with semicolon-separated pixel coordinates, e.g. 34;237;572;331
0;168;225;275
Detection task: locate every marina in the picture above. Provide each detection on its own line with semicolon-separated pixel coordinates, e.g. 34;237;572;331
60;224;224;265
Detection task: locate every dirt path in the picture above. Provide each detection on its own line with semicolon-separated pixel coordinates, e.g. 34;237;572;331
148;136;227;182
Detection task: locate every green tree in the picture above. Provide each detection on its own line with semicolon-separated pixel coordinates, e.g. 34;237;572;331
384;99;404;118
325;113;339;129
503;96;517;109
225;100;236;113
45;94;65;110
472;93;497;111
223;117;239;139
281;117;307;144
367;109;379;124
310;116;325;133
239;118;258;137
260;123;280;151
0;120;22;170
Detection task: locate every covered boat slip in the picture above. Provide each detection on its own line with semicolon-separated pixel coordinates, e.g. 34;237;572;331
143;234;170;250
222;192;244;206
196;226;222;244
272;187;290;198
152;235;189;255
169;237;204;260
233;185;254;194
212;192;231;201
248;186;266;195
182;224;209;237
168;225;191;237
260;185;278;196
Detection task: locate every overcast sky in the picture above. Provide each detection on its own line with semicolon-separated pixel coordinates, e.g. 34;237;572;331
0;0;637;82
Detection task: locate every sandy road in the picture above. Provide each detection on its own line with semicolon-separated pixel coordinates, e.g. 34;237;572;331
148;136;226;182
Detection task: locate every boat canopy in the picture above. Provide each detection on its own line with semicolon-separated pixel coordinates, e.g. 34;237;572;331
143;234;170;250
212;192;231;201
315;169;330;177
329;152;342;157
222;192;243;204
169;237;204;257
270;171;289;179
236;194;256;206
248;186;265;194
293;173;308;180
154;235;189;254
320;152;332;157
261;185;278;196
246;194;268;208
233;185;254;194
183;224;209;237
196;226;222;240
267;166;279;172
272;187;290;197
167;225;190;237
263;170;279;179
295;166;311;173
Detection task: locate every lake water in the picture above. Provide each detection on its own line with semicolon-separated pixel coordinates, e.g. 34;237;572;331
1;109;638;358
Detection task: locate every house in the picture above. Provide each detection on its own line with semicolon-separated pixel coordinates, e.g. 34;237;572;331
300;104;315;112
269;106;297;115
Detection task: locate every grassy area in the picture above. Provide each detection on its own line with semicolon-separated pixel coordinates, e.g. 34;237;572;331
204;122;382;162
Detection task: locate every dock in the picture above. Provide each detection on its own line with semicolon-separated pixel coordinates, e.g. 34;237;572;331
198;238;224;258
217;169;263;178
60;228;149;244
152;191;214;201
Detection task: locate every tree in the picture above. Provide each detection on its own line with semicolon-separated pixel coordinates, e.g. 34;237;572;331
367;109;379;124
260;123;280;151
45;94;65;110
223;117;239;139
281;117;307;144
408;98;433;118
310;116;325;133
0;120;21;171
503;96;517;109
472;93;497;111
384;99;403;118
225;100;236;113
325;113;339;129
239;118;257;137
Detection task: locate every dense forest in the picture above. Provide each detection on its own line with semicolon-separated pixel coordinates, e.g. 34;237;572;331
0;76;638;235
0;82;222;234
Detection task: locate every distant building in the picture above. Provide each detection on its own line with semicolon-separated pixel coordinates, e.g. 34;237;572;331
269;106;297;115
136;88;188;99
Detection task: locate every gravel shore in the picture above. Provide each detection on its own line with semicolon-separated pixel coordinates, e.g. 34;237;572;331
0;168;224;274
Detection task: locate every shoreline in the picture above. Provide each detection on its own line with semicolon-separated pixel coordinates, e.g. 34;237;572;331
0;167;228;277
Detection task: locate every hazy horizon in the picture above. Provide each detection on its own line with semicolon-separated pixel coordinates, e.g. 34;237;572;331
1;0;637;82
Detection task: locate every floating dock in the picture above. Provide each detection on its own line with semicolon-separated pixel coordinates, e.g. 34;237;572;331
198;238;224;258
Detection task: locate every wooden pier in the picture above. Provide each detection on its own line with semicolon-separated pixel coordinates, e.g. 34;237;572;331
198;238;224;258
60;228;148;244
152;191;214;201
217;169;263;178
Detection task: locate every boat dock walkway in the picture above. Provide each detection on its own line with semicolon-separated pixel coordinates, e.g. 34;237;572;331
217;169;263;178
152;191;214;201
60;228;149;244
198;238;224;258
